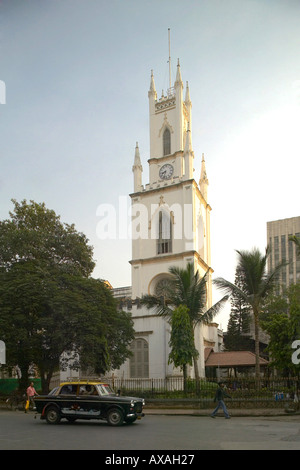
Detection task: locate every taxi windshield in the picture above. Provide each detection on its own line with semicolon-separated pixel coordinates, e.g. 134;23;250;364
96;384;115;396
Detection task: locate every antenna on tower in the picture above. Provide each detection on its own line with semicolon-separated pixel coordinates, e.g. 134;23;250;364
168;28;171;89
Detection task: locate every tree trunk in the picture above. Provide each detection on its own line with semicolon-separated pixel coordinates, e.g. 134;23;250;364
254;310;260;384
193;353;200;380
183;364;188;393
38;355;61;393
40;367;54;394
18;362;30;392
193;352;201;396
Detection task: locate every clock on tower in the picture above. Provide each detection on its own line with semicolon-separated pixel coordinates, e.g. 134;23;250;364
159;163;174;180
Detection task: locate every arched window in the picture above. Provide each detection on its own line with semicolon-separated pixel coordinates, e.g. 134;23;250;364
157;210;172;254
163;128;171;156
155;277;172;297
130;338;149;378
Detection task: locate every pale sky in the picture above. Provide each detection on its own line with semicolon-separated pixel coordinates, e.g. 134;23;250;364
1;0;299;329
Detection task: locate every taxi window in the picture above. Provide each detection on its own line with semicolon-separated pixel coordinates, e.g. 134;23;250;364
79;385;98;395
59;384;78;395
96;384;114;396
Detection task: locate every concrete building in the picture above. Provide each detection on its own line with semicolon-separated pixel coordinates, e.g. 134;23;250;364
267;216;300;291
111;59;223;380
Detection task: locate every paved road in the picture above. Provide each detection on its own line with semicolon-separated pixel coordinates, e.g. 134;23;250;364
0;410;299;451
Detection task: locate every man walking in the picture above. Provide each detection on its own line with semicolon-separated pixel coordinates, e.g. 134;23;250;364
26;381;38;412
211;382;231;419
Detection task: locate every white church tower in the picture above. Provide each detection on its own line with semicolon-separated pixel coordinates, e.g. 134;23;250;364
113;58;222;380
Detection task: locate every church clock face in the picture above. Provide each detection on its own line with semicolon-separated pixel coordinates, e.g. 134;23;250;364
159;164;174;180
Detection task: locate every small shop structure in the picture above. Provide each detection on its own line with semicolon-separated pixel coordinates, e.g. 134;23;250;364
205;349;269;378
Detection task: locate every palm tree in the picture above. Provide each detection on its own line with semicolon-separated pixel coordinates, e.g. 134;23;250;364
289;235;300;257
213;246;284;380
141;262;228;380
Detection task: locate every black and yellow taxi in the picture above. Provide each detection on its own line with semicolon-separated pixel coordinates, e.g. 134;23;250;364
34;381;145;426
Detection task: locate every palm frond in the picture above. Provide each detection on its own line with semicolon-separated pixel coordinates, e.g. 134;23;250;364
260;258;288;297
140;294;172;317
213;277;249;304
195;294;229;325
141;263;227;331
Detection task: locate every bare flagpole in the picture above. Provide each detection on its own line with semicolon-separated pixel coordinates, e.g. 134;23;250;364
168;28;171;90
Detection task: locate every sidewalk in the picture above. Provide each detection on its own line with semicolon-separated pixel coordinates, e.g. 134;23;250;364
144;407;297;417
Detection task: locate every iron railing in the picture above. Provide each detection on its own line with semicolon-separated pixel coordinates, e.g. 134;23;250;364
103;376;300;400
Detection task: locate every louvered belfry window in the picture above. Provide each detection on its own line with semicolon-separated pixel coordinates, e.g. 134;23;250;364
163;128;171;156
157;210;172;254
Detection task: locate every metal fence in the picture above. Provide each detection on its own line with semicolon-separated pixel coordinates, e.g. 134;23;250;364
104;376;300;401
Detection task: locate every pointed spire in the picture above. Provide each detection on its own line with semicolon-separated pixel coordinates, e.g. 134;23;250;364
185;81;191;105
200;153;208;181
183;122;194;180
133;142;143;192
184;122;193;153
174;58;183;88
199;153;209;200
133;142;142;168
148;69;157;98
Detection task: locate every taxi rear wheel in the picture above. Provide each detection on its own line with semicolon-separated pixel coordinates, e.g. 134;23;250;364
107;408;124;426
45;406;61;424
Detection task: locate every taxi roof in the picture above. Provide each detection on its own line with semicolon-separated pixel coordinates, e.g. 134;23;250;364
59;381;108;386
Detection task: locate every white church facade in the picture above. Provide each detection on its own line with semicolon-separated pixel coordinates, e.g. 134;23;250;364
112;60;223;380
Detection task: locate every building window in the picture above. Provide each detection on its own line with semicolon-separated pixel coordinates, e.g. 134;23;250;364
288;234;294;284
155;278;172;298
163;128;171;156
157;210;172;254
296;232;300;281
130;339;149;378
281;235;287;286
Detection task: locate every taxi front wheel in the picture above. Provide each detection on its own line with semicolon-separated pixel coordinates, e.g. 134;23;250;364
107;408;124;426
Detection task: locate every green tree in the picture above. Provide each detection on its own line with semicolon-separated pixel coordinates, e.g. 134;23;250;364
0;260;53;389
225;266;251;351
214;247;284;380
168;305;198;389
261;282;300;376
141;262;228;380
0;199;95;276
0;200;134;392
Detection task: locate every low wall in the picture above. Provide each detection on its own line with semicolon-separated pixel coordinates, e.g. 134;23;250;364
145;398;288;410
